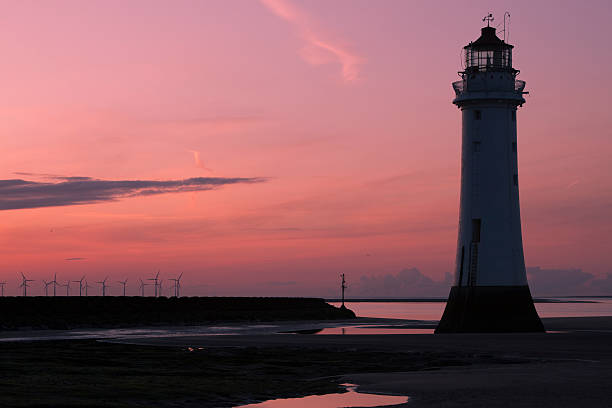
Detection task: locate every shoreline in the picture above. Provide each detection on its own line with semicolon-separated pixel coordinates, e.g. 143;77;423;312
327;297;604;303
1;315;611;342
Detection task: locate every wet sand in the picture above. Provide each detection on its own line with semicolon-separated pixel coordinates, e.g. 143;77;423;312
116;316;612;407
347;318;612;407
1;317;610;407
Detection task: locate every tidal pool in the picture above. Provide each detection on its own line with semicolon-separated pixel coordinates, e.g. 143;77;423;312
237;383;409;407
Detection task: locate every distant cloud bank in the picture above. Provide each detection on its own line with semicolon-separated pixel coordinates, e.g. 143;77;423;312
0;175;266;210
345;267;612;298
527;267;612;296
354;268;453;298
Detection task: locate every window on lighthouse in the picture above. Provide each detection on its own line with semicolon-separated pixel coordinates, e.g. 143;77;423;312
471;219;481;242
474;110;482;120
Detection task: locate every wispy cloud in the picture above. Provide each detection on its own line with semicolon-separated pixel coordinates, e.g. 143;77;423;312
260;0;362;82
264;281;297;286
65;257;87;261
0;175;266;211
155;116;262;134
189;150;213;172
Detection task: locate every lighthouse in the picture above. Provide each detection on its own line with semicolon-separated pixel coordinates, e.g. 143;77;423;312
436;19;544;333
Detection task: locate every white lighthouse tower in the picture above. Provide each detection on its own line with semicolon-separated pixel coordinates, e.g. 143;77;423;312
436;18;544;333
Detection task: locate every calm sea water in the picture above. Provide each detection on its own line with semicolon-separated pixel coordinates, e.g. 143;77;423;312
2;297;610;343
329;298;612;320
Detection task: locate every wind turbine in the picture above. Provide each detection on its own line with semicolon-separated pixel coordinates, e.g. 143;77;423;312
169;273;183;297
84;280;93;296
43;280;53;296
60;280;71;296
158;279;164;297
148;271;160;297
97;276;109;296
51;273;58;296
72;276;85;296
19;272;34;297
138;279;149;297
0;282;6;297
117;279;128;296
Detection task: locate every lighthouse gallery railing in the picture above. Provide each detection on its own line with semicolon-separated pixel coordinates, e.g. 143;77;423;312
453;79;526;96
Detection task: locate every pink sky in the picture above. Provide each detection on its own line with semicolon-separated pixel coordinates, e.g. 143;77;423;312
1;0;611;296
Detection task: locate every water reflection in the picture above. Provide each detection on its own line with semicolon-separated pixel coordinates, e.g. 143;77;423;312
315;326;433;335
3;297;610;343
238;383;408;407
329;297;612;320
0;324;281;342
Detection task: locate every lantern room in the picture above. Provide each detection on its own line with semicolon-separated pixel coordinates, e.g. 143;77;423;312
464;26;514;72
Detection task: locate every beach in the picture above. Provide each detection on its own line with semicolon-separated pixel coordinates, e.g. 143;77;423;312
1;315;611;407
124;316;612;407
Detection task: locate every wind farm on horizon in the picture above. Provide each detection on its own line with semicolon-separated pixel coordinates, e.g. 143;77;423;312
2;271;184;298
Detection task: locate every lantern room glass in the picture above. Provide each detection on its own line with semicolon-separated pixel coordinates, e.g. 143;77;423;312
465;48;512;71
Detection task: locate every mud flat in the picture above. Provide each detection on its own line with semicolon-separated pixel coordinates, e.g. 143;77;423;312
122;316;612;408
0;316;610;407
0;339;484;407
345;317;612;408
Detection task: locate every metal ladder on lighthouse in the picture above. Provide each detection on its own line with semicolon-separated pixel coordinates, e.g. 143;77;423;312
469;243;479;286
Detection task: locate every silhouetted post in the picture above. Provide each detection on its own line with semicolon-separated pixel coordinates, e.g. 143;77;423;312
0;282;6;297
340;273;347;308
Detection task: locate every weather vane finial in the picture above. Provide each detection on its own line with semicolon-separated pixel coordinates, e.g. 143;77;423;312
483;13;494;27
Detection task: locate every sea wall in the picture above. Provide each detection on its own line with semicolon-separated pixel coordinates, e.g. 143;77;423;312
0;297;355;330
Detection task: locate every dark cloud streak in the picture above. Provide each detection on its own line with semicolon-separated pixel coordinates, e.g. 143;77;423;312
0;176;266;211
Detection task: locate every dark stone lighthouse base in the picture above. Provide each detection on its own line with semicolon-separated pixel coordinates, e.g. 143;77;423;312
435;285;545;333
